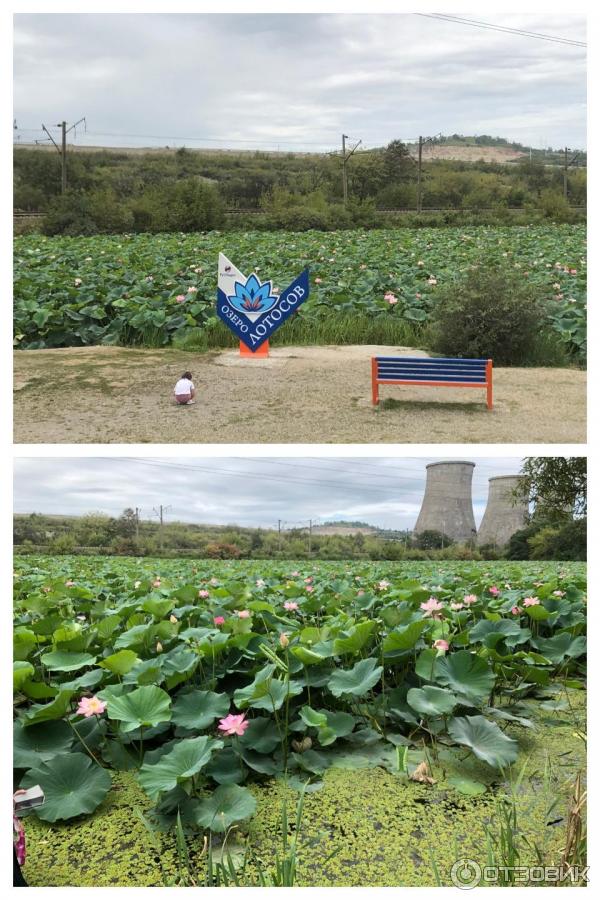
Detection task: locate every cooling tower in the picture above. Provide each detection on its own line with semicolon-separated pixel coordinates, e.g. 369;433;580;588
477;475;529;548
414;461;477;543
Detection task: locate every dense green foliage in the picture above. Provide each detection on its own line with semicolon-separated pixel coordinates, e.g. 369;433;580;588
14;225;586;357
14;557;586;834
429;265;546;365
14;508;585;561
14;142;586;236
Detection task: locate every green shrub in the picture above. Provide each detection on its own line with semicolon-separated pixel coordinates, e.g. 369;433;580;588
428;263;547;365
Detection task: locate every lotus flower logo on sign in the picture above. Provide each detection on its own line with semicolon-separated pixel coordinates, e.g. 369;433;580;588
217;253;309;352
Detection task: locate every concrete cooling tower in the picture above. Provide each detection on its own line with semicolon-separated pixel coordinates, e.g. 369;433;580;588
414;461;477;543
477;475;529;548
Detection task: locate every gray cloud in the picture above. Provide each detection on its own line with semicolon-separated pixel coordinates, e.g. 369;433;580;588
13;13;586;150
14;457;525;531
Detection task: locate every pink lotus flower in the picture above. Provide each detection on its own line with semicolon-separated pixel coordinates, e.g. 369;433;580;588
187;286;198;293
237;610;251;619
553;590;565;597
291;571;300;577
77;696;107;718
198;590;210;599
218;713;249;736
488;587;500;596
450;602;464;611
210;578;219;586
511;606;522;615
284;601;299;611
433;639;449;652
463;594;478;605
417;260;425;267
523;596;540;607
384;292;397;304
315;277;322;284
304;577;313;583
427;276;437;285
305;585;314;593
378;580;390;590
256;579;265;587
420;597;444;616
213;616;225;626
153;579;162;588
65;580;75;587
357;590;365;597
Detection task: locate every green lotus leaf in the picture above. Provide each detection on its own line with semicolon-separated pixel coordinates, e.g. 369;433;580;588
332;621;375;655
447;775;487;796
382;620;425;653
99;649;140;676
192;784;257;833
14;720;74;769
23;690;75;726
171;690;230;731
299;706;328;729
138;736;223;800
40;650;97;672
448;715;519;769
14;661;35;690
238;717;281;753
469;619;531;649
204;746;247;785
105;685;172;733
434;651;495;700
21;753;111;822
407;685;458;718
328;658;382;698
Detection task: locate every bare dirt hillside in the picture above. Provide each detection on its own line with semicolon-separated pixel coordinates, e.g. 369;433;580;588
14;345;585;444
412;145;526;163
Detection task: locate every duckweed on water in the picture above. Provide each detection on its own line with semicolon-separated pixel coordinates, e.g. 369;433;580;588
22;692;585;887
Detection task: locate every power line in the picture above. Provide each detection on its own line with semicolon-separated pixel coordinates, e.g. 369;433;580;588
416;14;586;48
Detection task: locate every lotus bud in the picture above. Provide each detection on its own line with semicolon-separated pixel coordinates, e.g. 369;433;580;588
156;642;163;653
169;615;178;624
279;632;290;649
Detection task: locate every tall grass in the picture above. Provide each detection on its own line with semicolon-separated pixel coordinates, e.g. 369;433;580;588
172;314;425;353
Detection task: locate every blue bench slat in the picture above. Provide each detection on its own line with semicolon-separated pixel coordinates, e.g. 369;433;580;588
377;362;486;372
375;356;488;364
379;375;487;384
377;368;487;378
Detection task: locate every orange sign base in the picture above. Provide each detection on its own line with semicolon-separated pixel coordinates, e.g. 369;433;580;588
240;340;269;358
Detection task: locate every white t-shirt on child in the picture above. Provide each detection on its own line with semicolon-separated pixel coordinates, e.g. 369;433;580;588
174;378;194;395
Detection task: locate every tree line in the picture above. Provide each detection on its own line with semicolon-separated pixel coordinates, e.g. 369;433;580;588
13;138;586;236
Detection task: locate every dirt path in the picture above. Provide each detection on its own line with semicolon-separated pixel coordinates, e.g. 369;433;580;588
14;345;586;444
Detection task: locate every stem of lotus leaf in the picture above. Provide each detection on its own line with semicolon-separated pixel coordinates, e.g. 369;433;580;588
67;716;105;768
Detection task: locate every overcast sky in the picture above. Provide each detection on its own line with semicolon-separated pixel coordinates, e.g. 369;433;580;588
13;13;586;151
14;457;526;531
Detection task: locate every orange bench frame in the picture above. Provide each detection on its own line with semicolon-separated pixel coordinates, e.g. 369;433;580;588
372;357;493;409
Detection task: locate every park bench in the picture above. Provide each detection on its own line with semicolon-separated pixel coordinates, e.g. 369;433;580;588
371;356;493;409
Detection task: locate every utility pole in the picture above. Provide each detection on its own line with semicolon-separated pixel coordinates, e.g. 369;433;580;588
563;147;581;204
341;133;362;206
41;116;86;193
417;136;423;214
153;504;172;552
415;133;441;213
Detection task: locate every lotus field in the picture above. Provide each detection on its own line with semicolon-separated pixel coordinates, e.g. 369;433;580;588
13;225;586;356
12;556;587;885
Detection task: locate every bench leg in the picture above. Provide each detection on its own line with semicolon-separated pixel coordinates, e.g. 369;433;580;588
372;380;379;406
487;382;493;410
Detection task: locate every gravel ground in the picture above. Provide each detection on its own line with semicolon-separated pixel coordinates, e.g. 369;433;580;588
14;345;586;444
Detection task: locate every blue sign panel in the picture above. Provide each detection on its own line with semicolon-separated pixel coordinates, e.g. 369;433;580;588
217;253;310;351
